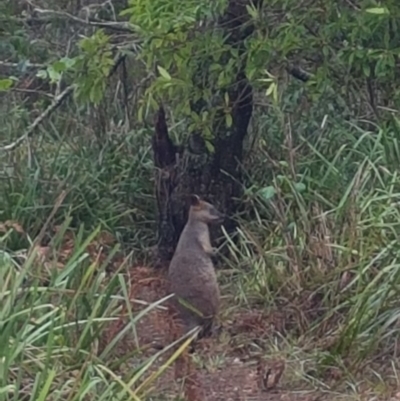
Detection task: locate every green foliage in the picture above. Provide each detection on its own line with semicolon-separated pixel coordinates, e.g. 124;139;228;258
0;223;192;401
223;78;400;370
37;57;77;84
121;0;400;146
3;0;400;394
0;78;13;91
34;30;114;103
123;0;239;145
0;123;155;254
74;30;115;104
122;0;227;34
246;0;400;111
0;3;30;60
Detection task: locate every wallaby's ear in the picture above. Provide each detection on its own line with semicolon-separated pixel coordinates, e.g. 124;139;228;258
190;194;201;206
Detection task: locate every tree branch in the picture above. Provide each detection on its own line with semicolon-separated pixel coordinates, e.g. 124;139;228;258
0;85;74;152
0;53;127;152
0;61;46;70
31;6;135;33
286;64;313;82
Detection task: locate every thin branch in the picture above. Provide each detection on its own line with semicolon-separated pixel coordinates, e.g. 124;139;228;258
32;6;135;33
0;52;127;153
286;64;313;82
12;88;54;99
0;85;75;152
0;61;46;70
108;53;126;77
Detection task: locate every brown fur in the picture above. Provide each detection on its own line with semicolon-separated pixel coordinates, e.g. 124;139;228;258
168;195;224;337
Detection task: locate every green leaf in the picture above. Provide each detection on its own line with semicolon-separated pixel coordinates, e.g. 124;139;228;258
89;82;104;104
259;186;276;200
225;113;233;128
363;63;370;77
294;182;306;192
0;78;13;91
365;7;389;15
47;66;61;83
246;4;258;19
52;60;67;73
157;66;171;80
224;92;230;105
266;82;276;97
36;370;56;401
60;57;76;68
36;70;48;79
273;84;278;104
205;140;215;153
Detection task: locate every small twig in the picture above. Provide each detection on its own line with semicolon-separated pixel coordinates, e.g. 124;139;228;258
0;61;46;70
286;64;312;82
32;7;135;33
12;88;54;99
0;85;75;152
343;0;361;10
108;53;126;77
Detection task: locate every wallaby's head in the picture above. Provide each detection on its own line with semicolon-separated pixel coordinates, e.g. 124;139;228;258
188;195;224;225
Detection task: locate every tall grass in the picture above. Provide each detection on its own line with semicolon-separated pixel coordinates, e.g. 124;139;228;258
2;67;400;397
0;221;194;401
223;90;400;371
0;94;155;256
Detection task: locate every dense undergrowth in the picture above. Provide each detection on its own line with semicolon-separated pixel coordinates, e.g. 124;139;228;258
2;82;400;399
2;0;400;399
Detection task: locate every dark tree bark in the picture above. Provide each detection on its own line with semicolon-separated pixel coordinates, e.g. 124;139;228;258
152;0;257;266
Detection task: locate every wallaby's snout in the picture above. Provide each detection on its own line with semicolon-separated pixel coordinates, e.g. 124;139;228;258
189;194;225;225
210;207;224;224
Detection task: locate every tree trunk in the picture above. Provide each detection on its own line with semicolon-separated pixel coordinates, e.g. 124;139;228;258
152;0;256;266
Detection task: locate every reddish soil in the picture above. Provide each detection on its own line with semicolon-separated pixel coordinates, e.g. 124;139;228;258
101;266;320;401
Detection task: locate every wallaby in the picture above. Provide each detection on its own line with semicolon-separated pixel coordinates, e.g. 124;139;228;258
168;194;224;337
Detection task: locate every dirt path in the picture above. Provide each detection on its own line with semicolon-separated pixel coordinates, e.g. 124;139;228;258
101;266;321;401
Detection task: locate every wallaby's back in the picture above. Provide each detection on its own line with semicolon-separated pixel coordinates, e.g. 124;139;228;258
168;195;224;336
